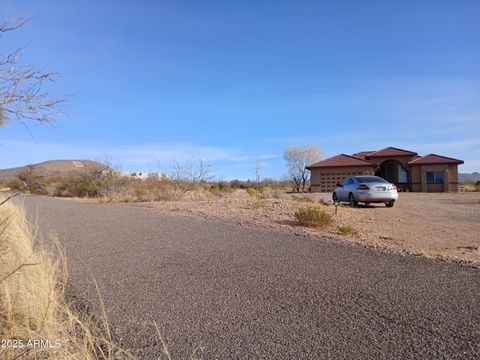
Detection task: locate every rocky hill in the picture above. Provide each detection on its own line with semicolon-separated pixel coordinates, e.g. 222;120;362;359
459;172;480;183
0;160;106;183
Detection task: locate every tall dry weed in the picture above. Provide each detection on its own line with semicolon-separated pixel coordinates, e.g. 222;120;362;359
0;197;133;359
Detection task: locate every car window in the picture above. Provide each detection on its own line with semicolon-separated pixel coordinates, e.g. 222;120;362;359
355;176;388;183
343;177;353;185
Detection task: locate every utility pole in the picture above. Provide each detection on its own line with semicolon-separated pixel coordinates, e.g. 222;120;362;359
255;157;261;193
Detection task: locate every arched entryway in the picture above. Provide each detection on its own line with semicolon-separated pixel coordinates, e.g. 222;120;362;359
375;160;409;188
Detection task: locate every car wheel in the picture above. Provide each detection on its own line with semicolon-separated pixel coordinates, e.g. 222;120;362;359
349;193;358;208
332;192;338;203
385;200;395;208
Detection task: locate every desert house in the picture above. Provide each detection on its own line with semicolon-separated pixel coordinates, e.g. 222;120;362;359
306;147;464;193
117;171;170;180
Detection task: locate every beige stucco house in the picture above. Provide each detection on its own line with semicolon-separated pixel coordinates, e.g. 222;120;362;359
306;147;464;193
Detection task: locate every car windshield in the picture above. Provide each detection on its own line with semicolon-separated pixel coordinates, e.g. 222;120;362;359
355;176;389;183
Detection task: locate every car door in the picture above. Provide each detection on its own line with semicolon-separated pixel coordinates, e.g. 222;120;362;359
338;177;352;202
345;177;358;198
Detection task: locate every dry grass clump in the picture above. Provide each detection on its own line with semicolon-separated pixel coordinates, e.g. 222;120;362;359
291;194;316;203
294;206;333;228
415;248;438;259
0;198;132;360
246;188;257;197
337;224;354;236
461;182;480;192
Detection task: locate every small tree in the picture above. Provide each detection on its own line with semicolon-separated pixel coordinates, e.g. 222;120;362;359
16;164;42;192
170;157;214;195
284;144;322;192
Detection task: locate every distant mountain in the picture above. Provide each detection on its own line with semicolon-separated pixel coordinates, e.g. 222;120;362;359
459;172;480;183
0;160;106;183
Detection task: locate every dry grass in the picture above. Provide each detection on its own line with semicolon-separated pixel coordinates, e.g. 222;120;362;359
294;206;334;228
415;249;439;259
461;183;480;192
0;198;133;359
337;224;355;236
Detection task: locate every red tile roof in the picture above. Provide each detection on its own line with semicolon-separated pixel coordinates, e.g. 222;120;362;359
408;154;464;165
306;154;377;169
351;151;374;160
367;147;417;157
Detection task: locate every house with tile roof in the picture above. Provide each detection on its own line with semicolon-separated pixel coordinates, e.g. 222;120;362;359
306;147;464;192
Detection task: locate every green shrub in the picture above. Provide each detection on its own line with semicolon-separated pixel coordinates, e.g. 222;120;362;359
209;182;232;193
246;188;257;197
337;224;354;236
210;183;221;191
294;206;333;228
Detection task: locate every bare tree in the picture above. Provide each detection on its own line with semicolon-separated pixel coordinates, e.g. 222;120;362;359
0;17;64;128
284;144;323;192
170;157;214;193
16;164;40;190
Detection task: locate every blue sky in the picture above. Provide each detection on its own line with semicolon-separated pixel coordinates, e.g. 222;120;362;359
1;0;479;179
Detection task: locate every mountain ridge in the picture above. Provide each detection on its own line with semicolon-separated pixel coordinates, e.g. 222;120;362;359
0;160;106;183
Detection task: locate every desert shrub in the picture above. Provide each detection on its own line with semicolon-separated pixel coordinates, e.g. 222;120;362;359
475;181;480;191
210;183;221;191
260;186;273;198
246;188;257;197
230;179;252;189
292;194;315;203
44;176;72;196
12;170;216;202
214;181;233;192
16;164;39;188
134;187;148;199
271;189;287;199
295;206;333;228
26;182;46;195
229;179;290;190
67;176;102;197
1;179;25;191
337;224;354;236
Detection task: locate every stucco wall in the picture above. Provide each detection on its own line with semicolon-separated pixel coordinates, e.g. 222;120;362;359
410;164;460;192
367;155;413;168
447;164;460;192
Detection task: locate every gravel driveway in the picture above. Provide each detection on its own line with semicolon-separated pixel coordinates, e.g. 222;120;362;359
139;191;480;263
20;195;480;359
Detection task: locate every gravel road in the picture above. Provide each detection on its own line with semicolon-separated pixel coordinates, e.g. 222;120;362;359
20;195;480;359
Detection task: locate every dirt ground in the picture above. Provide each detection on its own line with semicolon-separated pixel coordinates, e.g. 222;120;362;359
135;190;480;265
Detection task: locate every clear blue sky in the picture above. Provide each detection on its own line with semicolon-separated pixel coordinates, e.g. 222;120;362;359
1;0;479;179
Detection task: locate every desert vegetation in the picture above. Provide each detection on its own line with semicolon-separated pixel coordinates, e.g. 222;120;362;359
459;180;480;192
294;206;333;227
0;196;131;359
0;159;293;202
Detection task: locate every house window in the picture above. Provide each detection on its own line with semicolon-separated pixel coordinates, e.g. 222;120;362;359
398;165;408;183
426;171;444;184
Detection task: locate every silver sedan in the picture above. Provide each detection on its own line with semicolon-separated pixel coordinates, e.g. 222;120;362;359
332;176;398;207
